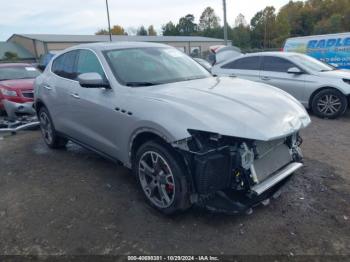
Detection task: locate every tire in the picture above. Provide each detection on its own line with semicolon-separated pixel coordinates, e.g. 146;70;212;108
133;140;191;215
38;107;68;148
311;89;348;119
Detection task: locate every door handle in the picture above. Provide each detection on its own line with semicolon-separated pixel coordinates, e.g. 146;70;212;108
229;74;236;77
261;76;271;81
71;93;80;99
43;85;52;90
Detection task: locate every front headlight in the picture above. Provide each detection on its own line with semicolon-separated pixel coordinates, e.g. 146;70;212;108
343;79;350;85
0;88;17;97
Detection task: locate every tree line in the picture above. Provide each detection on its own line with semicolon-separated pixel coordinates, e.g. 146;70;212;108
95;0;350;51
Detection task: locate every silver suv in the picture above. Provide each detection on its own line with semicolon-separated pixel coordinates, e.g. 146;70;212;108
34;42;310;214
212;52;350;119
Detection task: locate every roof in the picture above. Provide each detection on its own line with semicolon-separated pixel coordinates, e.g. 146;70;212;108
67;41;170;52
286;31;350;40
0;63;32;68
9;34;229;43
0;42;35;60
244;51;301;57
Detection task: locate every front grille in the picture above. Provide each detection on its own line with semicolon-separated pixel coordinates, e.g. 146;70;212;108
22;91;34;98
253;139;292;183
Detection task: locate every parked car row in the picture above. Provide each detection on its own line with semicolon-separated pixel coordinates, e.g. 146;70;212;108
212;52;350;119
1;41;347;215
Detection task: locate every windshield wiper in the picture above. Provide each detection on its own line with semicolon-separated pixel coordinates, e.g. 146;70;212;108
125;81;161;87
183;76;207;81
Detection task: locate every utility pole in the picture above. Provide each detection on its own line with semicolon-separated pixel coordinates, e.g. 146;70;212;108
105;0;112;42
223;0;228;45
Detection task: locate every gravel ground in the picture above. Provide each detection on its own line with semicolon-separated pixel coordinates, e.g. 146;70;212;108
0;113;349;257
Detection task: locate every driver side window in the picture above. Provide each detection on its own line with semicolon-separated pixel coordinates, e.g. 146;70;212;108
76;50;106;79
262;56;299;73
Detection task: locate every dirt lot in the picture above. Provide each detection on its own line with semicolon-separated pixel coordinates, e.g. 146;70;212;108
0;112;349;257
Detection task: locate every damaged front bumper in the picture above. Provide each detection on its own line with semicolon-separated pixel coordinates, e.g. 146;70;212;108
0;100;39;134
173;130;304;214
3;99;36;120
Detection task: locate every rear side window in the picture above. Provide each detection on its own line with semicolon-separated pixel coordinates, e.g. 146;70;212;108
262;56;297;73
221;56;261;70
52;51;78;80
76;50;105;78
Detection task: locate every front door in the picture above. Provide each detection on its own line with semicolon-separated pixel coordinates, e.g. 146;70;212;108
68;49;123;158
218;56;261;82
260;56;306;102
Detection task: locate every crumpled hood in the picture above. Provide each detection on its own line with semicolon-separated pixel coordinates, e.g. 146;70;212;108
143;77;311;141
0;79;35;90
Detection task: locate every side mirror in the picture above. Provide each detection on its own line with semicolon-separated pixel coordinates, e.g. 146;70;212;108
77;73;110;88
287;67;303;75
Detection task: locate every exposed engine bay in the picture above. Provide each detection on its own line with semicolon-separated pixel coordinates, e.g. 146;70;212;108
173;130;304;214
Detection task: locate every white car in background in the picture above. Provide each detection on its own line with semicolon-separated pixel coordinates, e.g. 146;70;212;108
212;52;350;119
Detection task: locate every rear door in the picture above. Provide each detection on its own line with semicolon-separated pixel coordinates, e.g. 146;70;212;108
46;50;79;134
216;56;261;82
260;56;306;101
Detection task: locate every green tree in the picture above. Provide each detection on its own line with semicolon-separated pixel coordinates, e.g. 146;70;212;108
148;25;157;36
250;6;277;48
273;12;291;47
95;25;127;35
232;25;251;49
137;25;148;36
3;51;18;61
177;14;197;35
235;13;248;27
314;14;344;34
111;25;127;35
95;29;109;35
162;21;179;36
198;7;220;31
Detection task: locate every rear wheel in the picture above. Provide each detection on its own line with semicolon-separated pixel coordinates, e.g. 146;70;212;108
311;89;348;119
38;107;67;148
133;141;190;215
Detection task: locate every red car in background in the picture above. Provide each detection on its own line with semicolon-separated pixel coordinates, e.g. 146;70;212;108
0;63;41;114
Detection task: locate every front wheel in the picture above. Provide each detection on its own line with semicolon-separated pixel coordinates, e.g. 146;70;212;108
133;141;191;215
38;107;68;148
311;89;348;119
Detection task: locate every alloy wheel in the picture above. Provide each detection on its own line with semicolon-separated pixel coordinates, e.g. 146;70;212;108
138;151;175;208
317;94;342;116
39;111;53;145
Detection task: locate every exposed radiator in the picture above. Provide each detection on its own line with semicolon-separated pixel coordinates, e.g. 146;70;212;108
252;139;292;183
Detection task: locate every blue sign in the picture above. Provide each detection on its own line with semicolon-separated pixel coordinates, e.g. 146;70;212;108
284;34;350;69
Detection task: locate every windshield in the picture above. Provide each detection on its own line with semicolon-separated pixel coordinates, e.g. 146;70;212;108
104;47;211;86
291;54;335;72
0;66;41;81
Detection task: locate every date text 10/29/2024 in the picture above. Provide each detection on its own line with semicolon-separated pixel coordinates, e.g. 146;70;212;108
127;256;220;261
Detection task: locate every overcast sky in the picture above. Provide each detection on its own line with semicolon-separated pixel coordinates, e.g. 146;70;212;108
0;0;293;41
